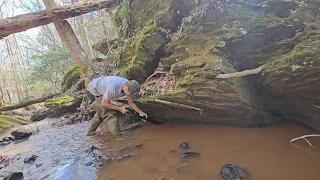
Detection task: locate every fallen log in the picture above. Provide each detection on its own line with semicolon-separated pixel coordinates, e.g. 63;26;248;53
215;66;263;79
0;94;60;112
0;0;120;39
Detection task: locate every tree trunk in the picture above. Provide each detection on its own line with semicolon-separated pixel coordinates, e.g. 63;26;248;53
0;86;5;106
42;0;96;84
0;94;59;112
0;0;120;39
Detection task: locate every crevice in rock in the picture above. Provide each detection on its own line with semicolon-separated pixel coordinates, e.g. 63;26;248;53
144;44;166;77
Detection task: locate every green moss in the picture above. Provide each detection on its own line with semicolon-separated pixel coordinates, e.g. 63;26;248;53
0;114;30;131
267;48;314;72
44;95;75;109
61;64;81;91
138;88;187;103
180;75;194;85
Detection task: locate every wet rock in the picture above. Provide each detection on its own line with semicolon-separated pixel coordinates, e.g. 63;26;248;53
3;136;14;142
85;145;100;153
11;128;32;139
119;144;143;153
1;141;11;146
180;152;200;159
180;142;189;149
221;164;249;180
24;155;38;164
3;172;24;180
85;161;94;166
30;108;54;121
36;162;44;168
117;154;133;161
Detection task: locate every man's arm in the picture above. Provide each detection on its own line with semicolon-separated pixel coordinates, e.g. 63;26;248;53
127;95;148;118
101;97;128;114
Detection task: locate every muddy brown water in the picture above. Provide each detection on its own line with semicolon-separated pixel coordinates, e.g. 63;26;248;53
97;122;320;180
1;119;320;180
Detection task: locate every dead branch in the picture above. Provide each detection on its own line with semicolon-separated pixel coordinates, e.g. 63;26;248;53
215;67;263;79
145;71;168;83
290;134;320;149
154;99;204;115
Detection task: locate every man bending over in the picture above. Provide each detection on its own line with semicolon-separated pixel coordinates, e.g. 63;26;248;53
86;75;147;140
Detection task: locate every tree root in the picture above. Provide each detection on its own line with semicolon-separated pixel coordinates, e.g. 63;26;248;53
154;99;204;115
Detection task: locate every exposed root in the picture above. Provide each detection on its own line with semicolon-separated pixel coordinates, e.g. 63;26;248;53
154;99;204;115
290;134;320;149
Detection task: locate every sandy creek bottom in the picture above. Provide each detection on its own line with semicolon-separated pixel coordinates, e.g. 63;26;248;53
1;119;320;180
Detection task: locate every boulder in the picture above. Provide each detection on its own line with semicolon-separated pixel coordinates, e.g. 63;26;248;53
61;65;82;92
119;25;168;83
11;127;32;139
30;108;54;121
44;95;82;117
102;0;320;129
3;172;24;180
221;164;248;180
0;114;30;131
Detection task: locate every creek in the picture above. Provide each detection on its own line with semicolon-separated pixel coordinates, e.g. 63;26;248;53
1;119;320;180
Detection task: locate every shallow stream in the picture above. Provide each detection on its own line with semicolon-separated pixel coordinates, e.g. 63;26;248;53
1;119;320;180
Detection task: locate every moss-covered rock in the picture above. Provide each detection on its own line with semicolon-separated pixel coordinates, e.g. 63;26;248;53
0;114;30;132
44;95;82;117
119;25;168;83
30;108;54;122
44;95;76;109
61;65;82;92
106;0;320;129
112;0;194;34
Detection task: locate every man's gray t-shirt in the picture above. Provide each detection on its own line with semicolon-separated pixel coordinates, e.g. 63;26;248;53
88;76;128;102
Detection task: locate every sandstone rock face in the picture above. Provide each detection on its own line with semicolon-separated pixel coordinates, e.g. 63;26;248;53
102;0;320;130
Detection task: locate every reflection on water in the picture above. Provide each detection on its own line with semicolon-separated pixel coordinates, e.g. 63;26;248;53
0;119;100;180
97;122;320;180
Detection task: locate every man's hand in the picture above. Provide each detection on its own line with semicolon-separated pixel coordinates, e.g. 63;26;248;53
119;105;129;114
140;111;148;118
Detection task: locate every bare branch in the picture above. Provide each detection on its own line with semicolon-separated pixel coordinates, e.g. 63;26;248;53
215;66;263;79
290;134;320;149
154;99;204;115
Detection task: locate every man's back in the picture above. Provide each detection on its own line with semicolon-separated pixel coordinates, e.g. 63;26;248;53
88;76;128;101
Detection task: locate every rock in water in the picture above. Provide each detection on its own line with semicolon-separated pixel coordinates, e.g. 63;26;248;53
180;152;200;159
24;155;38;164
11;128;32;139
3;172;24;180
180;142;189;149
221;164;248;180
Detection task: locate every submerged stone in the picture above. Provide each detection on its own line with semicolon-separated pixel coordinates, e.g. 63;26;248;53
3;172;24;180
11;128;32;139
221;164;249;180
180;152;200;159
180;142;189;149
